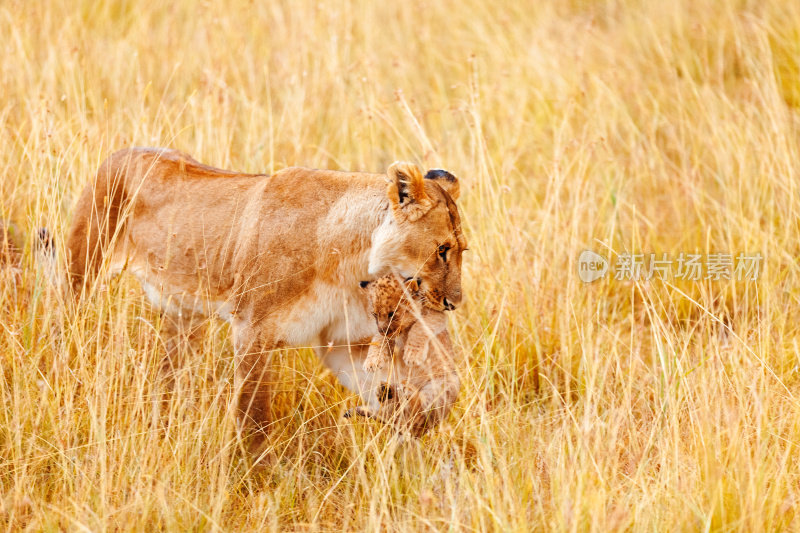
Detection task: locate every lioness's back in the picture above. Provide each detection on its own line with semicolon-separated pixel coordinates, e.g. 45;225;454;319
65;148;388;295
65;148;266;291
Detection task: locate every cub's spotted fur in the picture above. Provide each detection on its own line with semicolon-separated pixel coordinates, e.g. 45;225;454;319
362;276;448;370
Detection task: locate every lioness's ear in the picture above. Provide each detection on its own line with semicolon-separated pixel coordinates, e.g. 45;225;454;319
387;162;433;222
424;169;460;200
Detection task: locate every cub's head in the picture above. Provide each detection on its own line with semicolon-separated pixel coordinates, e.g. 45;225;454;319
360;276;418;337
368;162;467;311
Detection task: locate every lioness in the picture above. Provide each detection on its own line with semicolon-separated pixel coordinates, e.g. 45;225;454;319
65;148;466;450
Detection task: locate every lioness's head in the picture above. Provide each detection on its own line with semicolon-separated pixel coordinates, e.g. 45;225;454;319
368;162;467;311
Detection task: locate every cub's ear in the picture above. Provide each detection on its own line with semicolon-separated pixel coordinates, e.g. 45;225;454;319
424;169;460;200
403;277;420;292
387;162;433;222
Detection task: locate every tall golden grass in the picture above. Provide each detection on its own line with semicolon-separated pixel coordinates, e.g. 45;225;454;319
3;0;800;530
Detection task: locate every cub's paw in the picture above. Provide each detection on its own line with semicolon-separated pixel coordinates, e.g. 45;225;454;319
403;324;430;366
402;347;427;366
377;382;396;403
364;342;390;372
363;354;386;372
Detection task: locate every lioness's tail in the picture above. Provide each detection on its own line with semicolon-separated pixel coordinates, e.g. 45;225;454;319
65;150;132;293
33;227;62;290
0;220;22;267
1;222;59;289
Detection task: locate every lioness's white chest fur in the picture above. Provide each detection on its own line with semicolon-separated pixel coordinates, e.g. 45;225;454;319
271;281;376;347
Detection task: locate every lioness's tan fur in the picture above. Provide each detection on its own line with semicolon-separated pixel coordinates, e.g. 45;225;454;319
65;147;466;449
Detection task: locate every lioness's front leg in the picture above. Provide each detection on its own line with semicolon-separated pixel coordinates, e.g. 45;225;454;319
231;320;279;455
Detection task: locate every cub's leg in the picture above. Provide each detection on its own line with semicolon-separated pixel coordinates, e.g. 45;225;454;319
344;383;396;421
345;382;425;437
231;320;279;456
363;335;393;372
403;312;448;366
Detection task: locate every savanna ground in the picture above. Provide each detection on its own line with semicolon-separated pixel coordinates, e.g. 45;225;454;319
2;0;800;530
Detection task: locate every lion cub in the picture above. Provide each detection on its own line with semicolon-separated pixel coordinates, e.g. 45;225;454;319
351;275;460;436
362;275;449;371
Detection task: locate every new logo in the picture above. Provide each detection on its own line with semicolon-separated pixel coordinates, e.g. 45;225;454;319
578;250;609;283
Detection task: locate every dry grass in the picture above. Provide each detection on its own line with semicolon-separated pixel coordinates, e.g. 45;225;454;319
3;0;800;530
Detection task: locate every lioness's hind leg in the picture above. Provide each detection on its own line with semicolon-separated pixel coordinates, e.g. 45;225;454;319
154;312;209;424
66;151;131;294
159;312;208;379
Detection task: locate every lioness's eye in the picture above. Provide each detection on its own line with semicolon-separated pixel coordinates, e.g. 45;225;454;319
438;244;450;262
